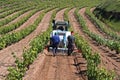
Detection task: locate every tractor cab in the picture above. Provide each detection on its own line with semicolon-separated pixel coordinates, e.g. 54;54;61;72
52;20;69;31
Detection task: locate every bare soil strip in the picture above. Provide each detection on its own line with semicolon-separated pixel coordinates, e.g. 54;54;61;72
24;51;80;80
80;8;106;38
23;8;81;80
0;10;32;36
68;8;120;79
5;10;33;27
55;8;66;20
9;10;43;33
0;10;53;79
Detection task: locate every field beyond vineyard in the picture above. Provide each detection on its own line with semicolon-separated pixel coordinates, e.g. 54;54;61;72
0;0;120;80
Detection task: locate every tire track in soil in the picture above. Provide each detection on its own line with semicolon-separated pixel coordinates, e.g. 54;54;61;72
35;55;52;80
0;10;53;79
69;8;120;79
32;53;80;80
55;55;79;80
24;8;80;80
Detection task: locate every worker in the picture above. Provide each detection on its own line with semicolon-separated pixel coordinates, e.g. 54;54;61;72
52;20;56;30
67;31;75;56
51;33;60;57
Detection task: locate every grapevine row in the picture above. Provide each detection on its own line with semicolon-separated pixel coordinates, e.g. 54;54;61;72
0;4;35;19
6;7;61;80
75;8;120;54
0;7;39;35
0;2;30;14
63;7;114;79
75;33;114;80
0;7;55;50
85;8;120;41
0;7;35;27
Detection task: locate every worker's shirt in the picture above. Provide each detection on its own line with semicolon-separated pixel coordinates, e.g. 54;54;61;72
67;35;75;45
51;35;60;45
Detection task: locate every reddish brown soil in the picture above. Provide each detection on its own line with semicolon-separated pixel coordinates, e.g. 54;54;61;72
55;8;66;20
68;8;120;80
23;50;82;80
1;7;119;80
9;10;43;33
0;10;33;36
23;9;86;80
6;10;33;26
0;10;53;80
80;8;105;38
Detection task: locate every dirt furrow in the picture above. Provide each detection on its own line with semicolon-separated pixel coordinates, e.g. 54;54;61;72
35;55;52;80
0;10;53;79
55;8;66;21
68;8;120;79
8;10;41;34
45;55;57;80
79;8;105;38
6;10;33;26
57;56;80;80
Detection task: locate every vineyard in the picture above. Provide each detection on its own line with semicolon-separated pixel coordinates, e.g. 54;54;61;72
0;0;120;80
